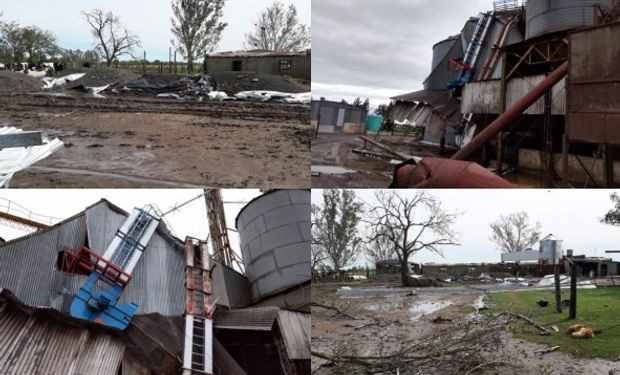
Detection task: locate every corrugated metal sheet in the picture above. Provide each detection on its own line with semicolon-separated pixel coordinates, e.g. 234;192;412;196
0;301;124;375
567;21;620;144
214;306;279;331
0;200;185;316
211;261;251;308
526;0;615;39
461;75;566;115
501;249;540;262
251;284;310;312
276;310;310;360
236;190;310;302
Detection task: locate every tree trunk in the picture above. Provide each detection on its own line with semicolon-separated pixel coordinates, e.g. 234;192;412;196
187;54;193;74
400;258;412;287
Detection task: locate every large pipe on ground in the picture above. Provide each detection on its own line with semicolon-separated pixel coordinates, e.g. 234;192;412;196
451;61;568;161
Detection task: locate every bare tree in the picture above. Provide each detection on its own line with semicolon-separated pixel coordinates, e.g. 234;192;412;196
171;0;227;74
312;189;363;273
489;211;542;253
83;9;141;67
602;193;620;226
367;191;461;286
365;225;397;265
244;1;310;51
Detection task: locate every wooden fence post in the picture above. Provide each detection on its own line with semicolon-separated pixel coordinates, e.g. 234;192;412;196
569;262;577;319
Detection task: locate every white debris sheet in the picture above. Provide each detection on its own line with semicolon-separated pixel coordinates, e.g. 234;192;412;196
0;127;64;187
234;91;311;104
42;73;86;89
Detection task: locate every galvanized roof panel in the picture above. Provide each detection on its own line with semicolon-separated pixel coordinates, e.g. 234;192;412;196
0;299;124;375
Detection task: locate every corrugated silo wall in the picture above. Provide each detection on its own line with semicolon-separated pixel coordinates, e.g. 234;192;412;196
236;190;311;302
526;0;616;39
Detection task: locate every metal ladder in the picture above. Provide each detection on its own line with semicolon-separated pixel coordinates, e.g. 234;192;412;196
462;12;494;74
183;238;215;375
111;211;153;267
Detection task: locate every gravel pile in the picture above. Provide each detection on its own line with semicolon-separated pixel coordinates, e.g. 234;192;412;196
0;71;43;94
54;67;140;89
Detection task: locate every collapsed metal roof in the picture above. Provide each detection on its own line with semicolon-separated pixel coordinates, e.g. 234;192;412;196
0;289;126;375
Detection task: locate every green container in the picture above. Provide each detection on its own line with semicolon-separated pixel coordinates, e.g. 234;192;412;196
365;114;383;132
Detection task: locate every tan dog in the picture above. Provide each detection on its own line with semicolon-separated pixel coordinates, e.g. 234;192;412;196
567;324;600;339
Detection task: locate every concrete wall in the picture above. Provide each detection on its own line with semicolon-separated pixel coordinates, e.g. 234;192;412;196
205;53;310;79
501;250;540;262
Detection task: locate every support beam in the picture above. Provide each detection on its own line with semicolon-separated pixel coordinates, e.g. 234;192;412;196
543;90;553;187
569;262;577;320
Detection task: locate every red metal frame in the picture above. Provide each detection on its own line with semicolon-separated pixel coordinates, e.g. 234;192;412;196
65;246;132;287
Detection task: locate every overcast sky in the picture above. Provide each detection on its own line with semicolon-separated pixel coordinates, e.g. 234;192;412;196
312;189;620;267
0;0;310;61
312;0;497;108
0;189;261;263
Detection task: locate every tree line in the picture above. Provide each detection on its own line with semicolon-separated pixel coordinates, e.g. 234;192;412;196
0;0;310;72
313;190;620;286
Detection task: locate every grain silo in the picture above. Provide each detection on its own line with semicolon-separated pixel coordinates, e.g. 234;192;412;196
539;234;564;264
235;190;310;302
526;0;616;39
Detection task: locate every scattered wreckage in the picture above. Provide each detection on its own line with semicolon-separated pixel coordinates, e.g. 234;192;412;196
39;71;311;104
0;126;63;187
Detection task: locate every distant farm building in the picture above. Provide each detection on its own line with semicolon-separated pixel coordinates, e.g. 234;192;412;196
311;99;368;134
205;50;311;80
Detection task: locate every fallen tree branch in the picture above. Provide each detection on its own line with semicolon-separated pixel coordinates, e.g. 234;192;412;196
534;346;560;355
496;312;552;335
311;301;360;320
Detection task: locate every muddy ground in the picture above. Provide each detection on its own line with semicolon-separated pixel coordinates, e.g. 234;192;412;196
0;93;309;188
312;282;620;375
310;133;567;189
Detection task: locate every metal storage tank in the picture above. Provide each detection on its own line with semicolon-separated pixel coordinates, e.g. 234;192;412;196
526;0;615;39
431;36;459;72
539;234;564;264
236;190;310;302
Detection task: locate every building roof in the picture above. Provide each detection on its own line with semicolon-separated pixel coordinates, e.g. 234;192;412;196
0;288;126;375
207;49;310;58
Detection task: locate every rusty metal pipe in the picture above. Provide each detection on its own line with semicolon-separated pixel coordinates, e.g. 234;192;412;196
451;61;569;161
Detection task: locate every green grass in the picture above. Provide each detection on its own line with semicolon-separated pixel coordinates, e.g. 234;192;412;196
486;287;620;359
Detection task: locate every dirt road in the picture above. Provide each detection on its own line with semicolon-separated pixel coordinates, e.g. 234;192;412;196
0;94;309;188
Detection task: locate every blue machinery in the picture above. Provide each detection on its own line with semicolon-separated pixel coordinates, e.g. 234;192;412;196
69;207;161;330
448;12;494;90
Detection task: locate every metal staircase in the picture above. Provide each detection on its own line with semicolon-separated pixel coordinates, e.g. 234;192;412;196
182;238;217;375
